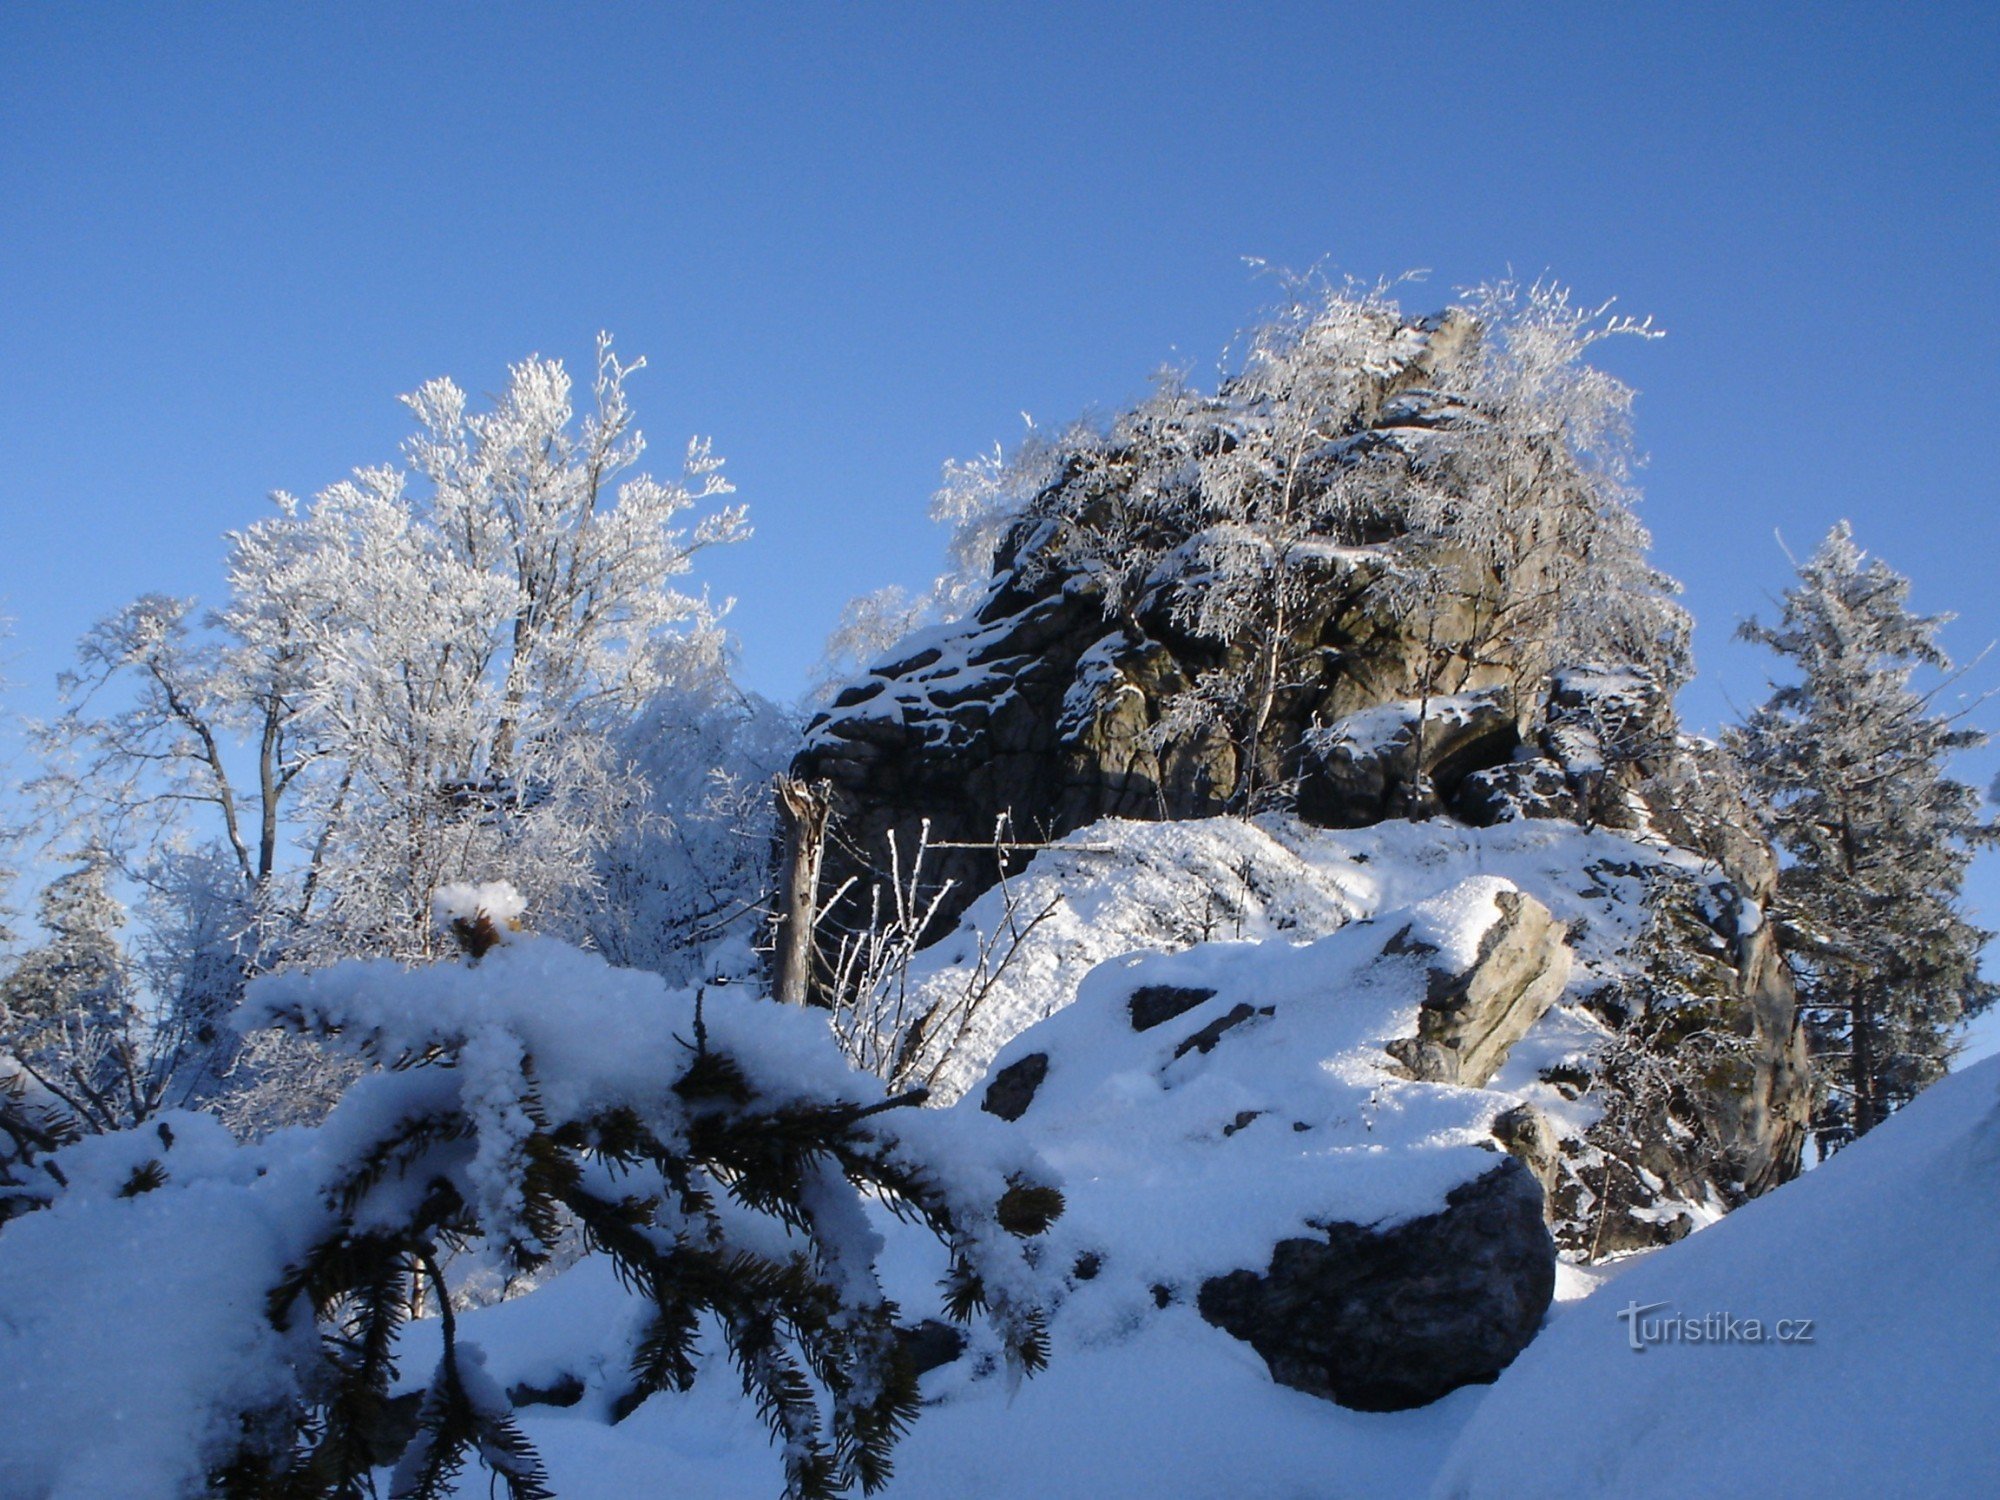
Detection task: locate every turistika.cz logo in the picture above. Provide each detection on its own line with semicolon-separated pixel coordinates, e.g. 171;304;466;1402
1615;1300;1815;1352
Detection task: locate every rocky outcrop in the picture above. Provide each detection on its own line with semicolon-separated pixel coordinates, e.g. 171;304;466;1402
799;551;1527;938
1452;665;1671;831
1196;1159;1555;1411
795;318;1527;936
1384;889;1572;1088
793;323;1810;1272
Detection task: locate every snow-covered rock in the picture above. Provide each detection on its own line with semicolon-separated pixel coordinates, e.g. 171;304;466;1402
968;875;1563;1409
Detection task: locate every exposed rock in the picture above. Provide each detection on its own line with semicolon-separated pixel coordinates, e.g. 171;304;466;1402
1384;890;1572;1088
790;320;1811;1267
1172;1002;1274;1060
1453;756;1581;825
507;1372;586;1409
1491;1103;1562;1219
1298;687;1518;827
792;332;1526;939
896;1319;967;1379
980;1051;1049;1122
1127;985;1217;1032
1196;1159;1555;1411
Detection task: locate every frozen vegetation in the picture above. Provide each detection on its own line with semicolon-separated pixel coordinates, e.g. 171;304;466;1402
4;275;1995;1498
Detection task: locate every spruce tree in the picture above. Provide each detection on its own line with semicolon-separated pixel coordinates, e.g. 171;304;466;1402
1730;523;1995;1149
0;848;144;1132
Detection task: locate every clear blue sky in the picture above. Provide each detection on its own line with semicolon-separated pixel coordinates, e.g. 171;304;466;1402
3;4;1997;986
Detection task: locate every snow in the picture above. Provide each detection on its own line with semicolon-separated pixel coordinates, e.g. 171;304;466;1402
0;1113;315;1500
7;810;1981;1498
895;812;1684;1115
432;879;529;931
976;893;1529;1294
0;933;1056;1495
1435;1052;2000;1499
411;1043;2000;1499
804;588;1075;755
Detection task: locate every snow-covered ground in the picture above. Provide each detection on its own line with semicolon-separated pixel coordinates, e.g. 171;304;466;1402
892;812;1681;1110
4;813;1988;1499
398;1054;2000;1499
1437;1050;2000;1499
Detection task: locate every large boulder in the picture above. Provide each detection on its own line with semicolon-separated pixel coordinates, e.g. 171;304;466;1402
1197;1158;1554;1410
1298;687;1519;827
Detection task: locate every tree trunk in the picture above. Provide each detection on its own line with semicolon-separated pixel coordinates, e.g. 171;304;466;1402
772;776;832;1007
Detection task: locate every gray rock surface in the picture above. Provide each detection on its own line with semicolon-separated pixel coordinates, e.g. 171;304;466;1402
1384;889;1573;1088
1196;1159;1555;1411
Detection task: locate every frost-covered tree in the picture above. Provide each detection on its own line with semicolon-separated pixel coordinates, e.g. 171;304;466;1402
1403;279;1687;693
590;674;801;982
1729;523;1995;1147
37;335;751;1006
0;847;204;1134
843;274;1687;811
1148;280;1437;804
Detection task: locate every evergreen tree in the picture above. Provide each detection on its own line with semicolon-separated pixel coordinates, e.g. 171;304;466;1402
0;848;193;1134
2;886;1061;1499
1729;523;1995;1148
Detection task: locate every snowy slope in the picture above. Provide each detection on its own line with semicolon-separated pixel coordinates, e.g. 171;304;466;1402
413;1045;2000;1500
1433;1052;2000;1500
14;813;1953;1500
894;812;1682;1109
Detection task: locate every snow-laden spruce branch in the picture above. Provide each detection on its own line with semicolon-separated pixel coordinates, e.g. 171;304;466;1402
0;887;1062;1500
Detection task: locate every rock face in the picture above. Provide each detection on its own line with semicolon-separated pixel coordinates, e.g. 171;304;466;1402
799;546;1523;935
1451;665;1671;832
1196;1159;1555;1411
792;325;1810;1274
796;320;1524;936
1384;889;1572;1088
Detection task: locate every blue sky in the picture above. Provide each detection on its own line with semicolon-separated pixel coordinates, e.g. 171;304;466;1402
3;4;1997;1002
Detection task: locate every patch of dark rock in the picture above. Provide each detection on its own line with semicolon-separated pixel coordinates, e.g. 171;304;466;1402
1127;984;1217;1032
980;1051;1050;1122
1196;1159;1555;1412
508;1372;586;1409
877;645;944;677
1380;922;1434;959
1453;757;1580;827
1172;1003;1274;1060
1222;1109;1263;1137
829;679;885;710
